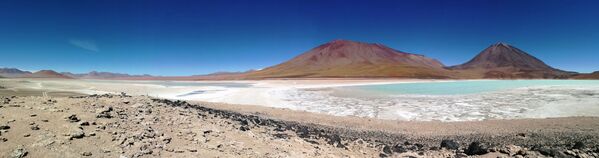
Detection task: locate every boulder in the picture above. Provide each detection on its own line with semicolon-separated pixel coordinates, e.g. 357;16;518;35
465;142;489;155
440;140;460;150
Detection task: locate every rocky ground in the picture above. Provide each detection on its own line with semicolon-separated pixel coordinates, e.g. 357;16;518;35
1;94;599;158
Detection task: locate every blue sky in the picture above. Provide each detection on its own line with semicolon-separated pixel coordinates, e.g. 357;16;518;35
1;0;598;75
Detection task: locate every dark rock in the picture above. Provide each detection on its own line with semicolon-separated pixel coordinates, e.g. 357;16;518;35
327;134;345;148
393;144;408;153
572;141;585;149
414;143;424;150
465;142;489;155
440;139;460;150
0;125;10;130
239;126;250;131
382;145;393;154
79;121;90;126
96;106;113;118
240;119;249;126
81;151;92;156
66;114;80;122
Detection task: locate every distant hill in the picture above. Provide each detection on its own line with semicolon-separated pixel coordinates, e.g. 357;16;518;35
31;70;73;79
244;40;451;79
62;71;152;79
0;68;72;79
449;43;573;79
572;71;599;79
0;68;32;77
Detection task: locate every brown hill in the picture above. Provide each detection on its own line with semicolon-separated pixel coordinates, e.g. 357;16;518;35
245;40;451;79
572;71;599;79
31;70;73;79
449;43;573;79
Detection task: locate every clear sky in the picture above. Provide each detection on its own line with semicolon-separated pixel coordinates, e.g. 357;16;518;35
1;0;598;75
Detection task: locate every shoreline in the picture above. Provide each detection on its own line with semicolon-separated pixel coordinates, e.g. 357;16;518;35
3;78;599;121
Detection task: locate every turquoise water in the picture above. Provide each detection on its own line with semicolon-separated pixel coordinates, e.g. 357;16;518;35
345;80;599;95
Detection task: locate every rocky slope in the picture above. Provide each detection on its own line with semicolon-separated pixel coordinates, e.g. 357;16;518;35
245;40;451;79
1;94;598;158
449;43;573;79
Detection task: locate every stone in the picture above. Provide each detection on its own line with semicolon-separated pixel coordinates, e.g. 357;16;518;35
82;152;93;156
30;125;40;130
0;125;10;130
70;130;85;139
239;126;250;131
440;139;460;150
23;134;31;137
500;145;522;156
382;145;392;154
96;106;114;119
66;114;81;123
80;121;90;126
11;146;28;158
465;142;489;155
392;144;408;153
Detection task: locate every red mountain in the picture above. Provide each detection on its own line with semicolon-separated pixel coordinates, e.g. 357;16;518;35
449;43;573;78
31;70;73;79
245;40;450;78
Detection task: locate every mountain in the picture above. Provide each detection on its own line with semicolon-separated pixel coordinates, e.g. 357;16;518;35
0;68;72;79
0;68;32;77
31;70;73;79
572;71;599;79
245;40;450;78
449;42;573;79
